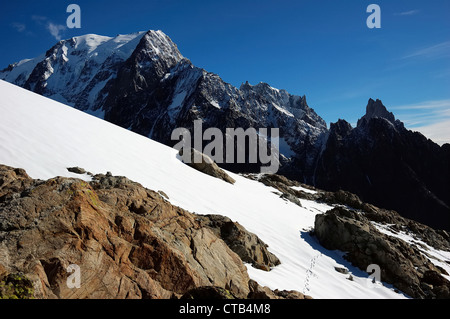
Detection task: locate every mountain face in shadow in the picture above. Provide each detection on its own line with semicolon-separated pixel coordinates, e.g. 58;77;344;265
314;99;450;230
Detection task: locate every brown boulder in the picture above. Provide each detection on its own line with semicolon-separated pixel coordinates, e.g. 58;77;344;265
197;214;280;271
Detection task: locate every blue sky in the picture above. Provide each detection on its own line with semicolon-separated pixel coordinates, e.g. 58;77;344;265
1;0;449;143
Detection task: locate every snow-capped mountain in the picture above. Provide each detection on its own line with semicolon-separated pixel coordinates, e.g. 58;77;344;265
3;79;450;299
1;32;140;112
0;30;327;175
2;30;449;233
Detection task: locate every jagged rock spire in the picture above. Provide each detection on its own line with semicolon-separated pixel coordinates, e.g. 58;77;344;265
357;98;396;127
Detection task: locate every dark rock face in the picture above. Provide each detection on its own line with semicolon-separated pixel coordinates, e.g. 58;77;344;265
315;99;450;231
357;98;396;127
180;281;310;300
314;207;450;299
103;57;327;177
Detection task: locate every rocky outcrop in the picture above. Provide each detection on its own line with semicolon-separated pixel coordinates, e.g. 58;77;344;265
179;148;235;184
0;164;269;299
254;171;450;286
318;189;450;252
0;164;305;300
254;174;318;204
318;189;367;211
357;98;396;127
181;286;237;299
314;207;450;299
196;215;280;271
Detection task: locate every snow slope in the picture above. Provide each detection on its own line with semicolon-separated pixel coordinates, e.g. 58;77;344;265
0;80;417;299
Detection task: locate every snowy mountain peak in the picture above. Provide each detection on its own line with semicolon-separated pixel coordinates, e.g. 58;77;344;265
1;29;328;179
136;30;184;64
70;34;114;53
0;31;154;113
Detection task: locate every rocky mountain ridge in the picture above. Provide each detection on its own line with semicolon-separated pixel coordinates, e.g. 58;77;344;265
0;30;327;172
1;30;449;231
314;99;450;230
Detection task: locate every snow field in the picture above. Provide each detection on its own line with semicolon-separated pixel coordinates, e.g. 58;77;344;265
0;80;409;298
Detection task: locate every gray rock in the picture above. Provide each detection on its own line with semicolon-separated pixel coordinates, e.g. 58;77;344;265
67;167;86;174
258;174;317;203
180;148;235;184
280;193;302;207
334;267;349;275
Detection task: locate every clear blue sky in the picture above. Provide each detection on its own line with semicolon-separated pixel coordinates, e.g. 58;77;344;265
1;0;449;143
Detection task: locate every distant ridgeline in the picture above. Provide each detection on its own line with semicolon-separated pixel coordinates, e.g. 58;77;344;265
1;31;449;230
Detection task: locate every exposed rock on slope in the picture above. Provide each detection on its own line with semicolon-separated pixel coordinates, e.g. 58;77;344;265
0;164;302;299
179;148;235;184
249;174;317;206
197;214;280;271
248;172;450;298
250;172;450;254
314;207;450;299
